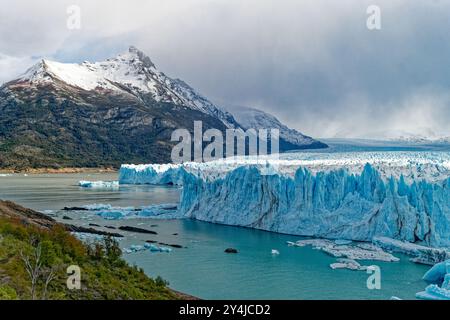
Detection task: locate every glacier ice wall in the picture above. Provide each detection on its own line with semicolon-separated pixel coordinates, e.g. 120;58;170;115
119;157;450;247
119;164;187;186
178;164;450;247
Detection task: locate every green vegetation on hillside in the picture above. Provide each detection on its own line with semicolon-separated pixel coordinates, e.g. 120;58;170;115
0;216;179;300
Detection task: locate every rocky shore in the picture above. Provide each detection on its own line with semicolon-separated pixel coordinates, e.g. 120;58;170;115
0;167;117;174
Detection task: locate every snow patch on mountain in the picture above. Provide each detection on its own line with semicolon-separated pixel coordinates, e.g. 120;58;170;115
11;46;328;148
226;106;324;148
18;46;237;128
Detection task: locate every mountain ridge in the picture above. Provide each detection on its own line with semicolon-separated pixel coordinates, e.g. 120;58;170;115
0;46;326;169
14;46;238;128
226;105;327;150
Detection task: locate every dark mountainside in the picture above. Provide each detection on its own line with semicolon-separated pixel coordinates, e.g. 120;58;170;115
0;79;227;169
0;47;326;170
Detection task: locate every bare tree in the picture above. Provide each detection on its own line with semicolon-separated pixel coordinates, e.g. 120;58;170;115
41;266;58;300
20;243;43;300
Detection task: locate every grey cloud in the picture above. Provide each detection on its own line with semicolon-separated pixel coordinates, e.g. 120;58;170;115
1;0;449;138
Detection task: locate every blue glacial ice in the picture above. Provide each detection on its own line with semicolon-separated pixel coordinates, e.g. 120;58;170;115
124;243;172;254
79;180;119;189
119;164;187;185
71;232;122;242
82;203;113;210
416;261;450;300
179;164;450;247
79;203;179;220
373;237;450;265
422;259;450;284
119;152;450;247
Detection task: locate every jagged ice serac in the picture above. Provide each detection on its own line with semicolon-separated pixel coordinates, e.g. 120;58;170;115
119;151;450;248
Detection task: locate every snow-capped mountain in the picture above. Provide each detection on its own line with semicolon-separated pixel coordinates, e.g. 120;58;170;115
17;46;238;128
0;46;326;168
226;106;327;149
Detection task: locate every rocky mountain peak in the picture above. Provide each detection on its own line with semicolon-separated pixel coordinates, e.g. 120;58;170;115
127;46;155;69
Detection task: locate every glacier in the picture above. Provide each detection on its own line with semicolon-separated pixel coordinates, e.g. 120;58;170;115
119;151;450;248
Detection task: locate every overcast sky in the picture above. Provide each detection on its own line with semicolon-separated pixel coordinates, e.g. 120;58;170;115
1;0;449;138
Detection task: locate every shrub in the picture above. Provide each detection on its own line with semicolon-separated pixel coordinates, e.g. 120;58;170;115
0;285;18;300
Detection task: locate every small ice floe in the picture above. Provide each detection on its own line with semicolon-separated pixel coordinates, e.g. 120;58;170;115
83;203;180;220
288;239;399;262
373;237;450;265
390;296;402;300
330;258;368;271
71;232;104;242
83;203;113;210
78;180;119;189
129;245;146;252
41;209;56;216
334;239;352;245
271;249;280;255
416;261;450;300
144;243;172;253
124;243;172;254
123;245;146;254
64;203;179;220
0;174;12;177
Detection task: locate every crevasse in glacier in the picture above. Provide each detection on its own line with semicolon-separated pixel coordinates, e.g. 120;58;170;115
119;152;450;247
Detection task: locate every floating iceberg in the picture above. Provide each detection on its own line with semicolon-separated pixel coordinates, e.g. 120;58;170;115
290;239;399;262
124;243;172;254
373;237;450;265
334;239;353;245
71;232;122;242
79;180;119;189
97;210;130;220
129;245;146;252
72;232;104;242
422;259;450;284
120;151;450;247
78;203;179;220
330;258;368;271
83;203;114;210
416;261;450;300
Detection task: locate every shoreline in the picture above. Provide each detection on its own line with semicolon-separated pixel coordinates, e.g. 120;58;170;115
0;199;197;300
0;167;118;174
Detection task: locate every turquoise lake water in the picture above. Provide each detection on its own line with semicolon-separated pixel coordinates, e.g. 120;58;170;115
0;171;431;300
